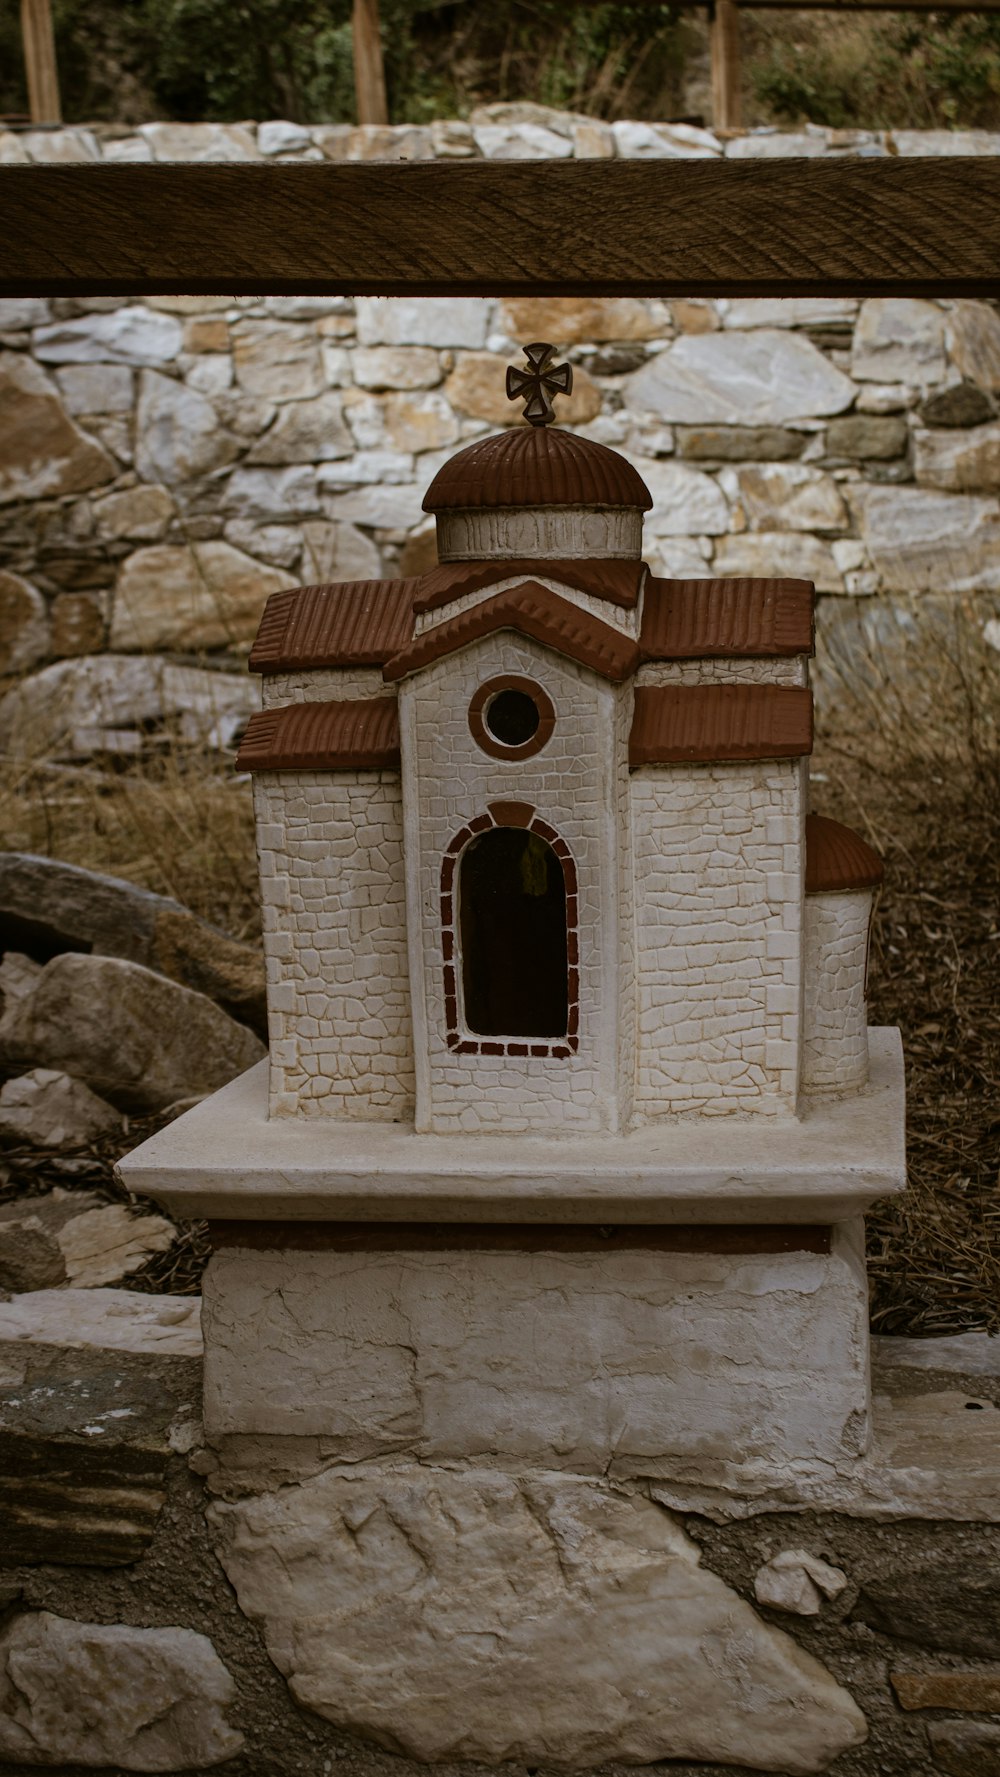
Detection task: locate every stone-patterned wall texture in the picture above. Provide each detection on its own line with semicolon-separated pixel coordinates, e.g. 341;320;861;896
4;112;1000;746
803;888;874;1096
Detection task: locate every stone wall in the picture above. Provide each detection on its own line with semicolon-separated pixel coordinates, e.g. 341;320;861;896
3;113;1000;755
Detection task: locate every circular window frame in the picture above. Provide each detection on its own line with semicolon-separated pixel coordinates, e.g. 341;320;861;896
468;675;556;762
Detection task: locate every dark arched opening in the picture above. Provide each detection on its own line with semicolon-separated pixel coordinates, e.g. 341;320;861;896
459;827;568;1038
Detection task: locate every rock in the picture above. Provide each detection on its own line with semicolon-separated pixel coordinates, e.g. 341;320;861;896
355;296;489;349
854;1563;1000;1658
0;1217;66;1293
946;300;1000;390
222;464;320;521
571;119;614;158
645;540;713;579
499;295;667;344
140;119;258;161
222;520;302;569
856;382;911;414
0;571;49;674
727;131;829;159
611;119;721;158
232;319;324;402
102;136;153;162
12;953;264;1112
754;1550;848;1616
352;345;441;390
892;1671;1000;1711
92;483;174;541
852;298;947;384
185;355;233;396
445;352;602;427
892;128;1000;155
586;343;649;375
0;1612;243;1766
722;298;859;329
0;953;43;1061
873;1332;1000;1377
49;591;105;656
246;391;353;464
398;522;439;576
58;1204;175;1288
0;353;115;505
54;363;133;414
851;484;1000;593
721;464;848;532
472;121;574;160
211;1464;866;1772
382;389;461;453
325;482;427;531
928;1721;1000;1776
257;119;312;155
0;1070;121;1150
0;1287;202;1357
33;307;183;367
21;128;100;163
111;540;295;651
714;532;845;592
430;118;476;157
920;381;995;428
913;421;1000;491
676;425;805;461
299;518;382;582
634;458;730;536
0;853;266;1034
346;124;433;162
0;133;29;163
469;101;574;134
825;414;908;459
134;370;240;485
0;654;259;759
0;298;49;331
183;315;229;353
317;450;413;490
626;330;855;425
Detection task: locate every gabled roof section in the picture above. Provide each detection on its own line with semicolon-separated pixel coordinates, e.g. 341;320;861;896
640;577;814;660
248;579;418;673
383;582;639;684
236;697;400;772
413;558;647;616
629;685;813;767
806;814;883;893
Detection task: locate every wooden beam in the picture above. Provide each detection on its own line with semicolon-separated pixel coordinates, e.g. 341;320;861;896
2;159;1000;299
20;0;61;125
710;0;742;131
353;0;389;127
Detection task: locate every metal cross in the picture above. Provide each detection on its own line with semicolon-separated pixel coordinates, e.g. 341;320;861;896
505;342;574;427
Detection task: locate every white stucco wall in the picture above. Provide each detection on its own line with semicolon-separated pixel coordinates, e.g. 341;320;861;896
803;888;872;1095
254;770;414;1118
631;758;806;1117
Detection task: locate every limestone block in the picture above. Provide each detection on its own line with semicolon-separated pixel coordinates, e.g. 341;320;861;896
714;532;845;592
134;370;239;485
499;296;668;343
929;1722;1000;1776
892;128;1000;154
851;484;1000;593
946;299;1000;389
0;133;29;164
754;1550;848;1615
257;120;312;155
52;364;133;419
140;119;259;160
913;421;1000;491
892;1671;1000;1711
722;298;858;328
727;131;828;158
92;484;175;541
102;135;153;162
851;298;947;384
222;519;302;569
635;457;730;535
612;119;721;157
473;121;574;159
318;450;413;488
0;1612;243;1767
382;389;461;452
33;308;183;367
430;119;476;157
445;352;602;427
854;1561;1000;1658
825;413;908;460
0;353;115;505
352;345;442;389
223;464;320;521
0;654;259;760
675;424;805;461
325;482;427;530
721;463;848;532
201;1231;869;1471
921;381;995;427
0;298;49;330
58;1203;176;1288
625;330;854;425
571;118;614;158
247;392;353;464
299;517;382;581
209;1465;866;1772
21;128;100;163
232;319;324;402
346;125;432;161
0;1069;121;1150
0;1287;202;1357
355;296;489;349
112;540;294;651
0;571;49;674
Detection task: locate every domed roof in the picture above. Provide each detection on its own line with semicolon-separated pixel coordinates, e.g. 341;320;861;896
423;426;653;514
805;814;884;894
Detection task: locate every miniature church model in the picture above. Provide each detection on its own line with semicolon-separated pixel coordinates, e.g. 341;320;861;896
125;343;905;1517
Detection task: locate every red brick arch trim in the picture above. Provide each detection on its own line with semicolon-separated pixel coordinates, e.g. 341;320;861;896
440;808;579;1060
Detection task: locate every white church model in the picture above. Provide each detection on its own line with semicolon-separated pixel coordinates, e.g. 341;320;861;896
125;343;905;1519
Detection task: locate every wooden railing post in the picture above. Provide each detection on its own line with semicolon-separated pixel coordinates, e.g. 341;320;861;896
353;0;389;127
710;0;743;132
20;0;61;125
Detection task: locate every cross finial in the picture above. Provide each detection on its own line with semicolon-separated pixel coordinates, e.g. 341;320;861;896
506;342;573;427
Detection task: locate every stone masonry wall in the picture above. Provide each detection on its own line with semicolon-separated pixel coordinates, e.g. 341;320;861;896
3;114;1000;753
803;888;873;1097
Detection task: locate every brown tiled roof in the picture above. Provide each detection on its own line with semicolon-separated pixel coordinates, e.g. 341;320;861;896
640;577;814;660
423;427;653;512
235;697;400;772
629;684;813;766
806;813;883;893
248;579;418;673
383;582;639;684
413;558;647;615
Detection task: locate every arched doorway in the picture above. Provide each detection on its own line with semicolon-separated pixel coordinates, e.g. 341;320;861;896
458;827;568;1039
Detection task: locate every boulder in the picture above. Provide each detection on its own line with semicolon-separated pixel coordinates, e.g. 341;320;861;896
354;296;489;349
913;422;1000;492
111;540;295;651
0;1070;121;1150
0;1613;244;1766
11;952;264;1112
498;296;668;344
231;319;325;402
32;308;183;368
625;330;854;425
720;464;848;532
0;352;115;505
851;299;947;384
0;572;49;675
445;353;602;428
210;1463;867;1772
0;854;266;1034
134;370;240;486
0;654;259;759
246;391;353;464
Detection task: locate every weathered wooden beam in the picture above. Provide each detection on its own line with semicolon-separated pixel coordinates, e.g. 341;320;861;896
2;159;999;299
353;0;389;127
20;0;61;124
710;0;742;131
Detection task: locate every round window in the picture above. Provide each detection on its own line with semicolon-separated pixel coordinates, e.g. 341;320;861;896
468;676;555;761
